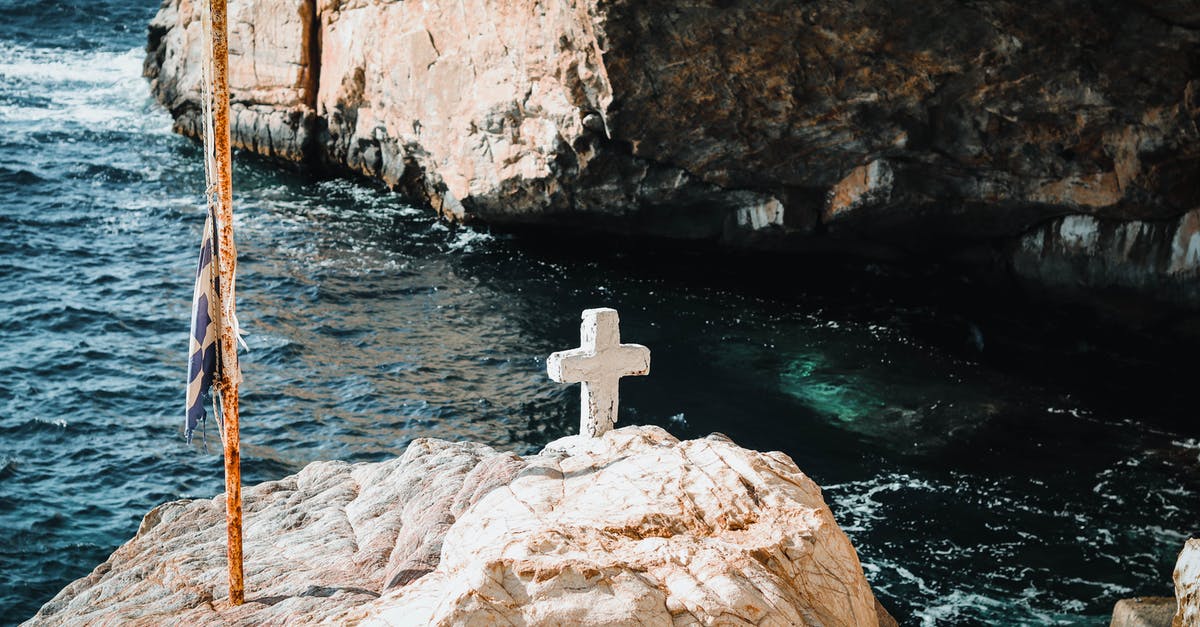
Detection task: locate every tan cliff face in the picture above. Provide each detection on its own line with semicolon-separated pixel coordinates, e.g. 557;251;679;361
24;426;896;626
145;0;1200;305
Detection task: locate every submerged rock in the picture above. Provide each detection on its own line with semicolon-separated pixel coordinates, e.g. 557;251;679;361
26;426;893;626
144;0;1200;307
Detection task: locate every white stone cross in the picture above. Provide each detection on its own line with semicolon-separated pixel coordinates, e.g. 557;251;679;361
547;308;650;438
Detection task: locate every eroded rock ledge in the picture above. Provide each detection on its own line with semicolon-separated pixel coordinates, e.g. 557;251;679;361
145;0;1200;306
26;426;895;626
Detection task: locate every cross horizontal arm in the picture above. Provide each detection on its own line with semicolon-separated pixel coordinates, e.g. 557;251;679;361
547;345;650;383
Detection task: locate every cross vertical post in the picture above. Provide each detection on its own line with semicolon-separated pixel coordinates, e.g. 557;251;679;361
547;308;650;437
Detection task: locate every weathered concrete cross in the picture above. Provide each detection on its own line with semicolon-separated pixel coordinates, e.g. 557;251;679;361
547;308;650;437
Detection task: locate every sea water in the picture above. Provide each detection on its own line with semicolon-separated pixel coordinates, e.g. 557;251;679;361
1;2;1197;624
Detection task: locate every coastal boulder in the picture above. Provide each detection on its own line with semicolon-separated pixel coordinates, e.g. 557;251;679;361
26;426;893;626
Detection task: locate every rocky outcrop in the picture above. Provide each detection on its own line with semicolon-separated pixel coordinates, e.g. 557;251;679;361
1109;538;1200;627
26;426;894;626
1013;209;1200;305
145;0;1200;305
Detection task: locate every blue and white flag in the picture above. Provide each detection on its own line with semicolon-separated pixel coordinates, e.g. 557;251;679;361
186;214;218;443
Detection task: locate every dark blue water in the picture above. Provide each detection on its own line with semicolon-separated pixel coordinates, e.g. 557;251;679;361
2;2;1198;624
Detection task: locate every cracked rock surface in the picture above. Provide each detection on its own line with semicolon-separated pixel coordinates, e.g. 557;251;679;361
26;426;893;626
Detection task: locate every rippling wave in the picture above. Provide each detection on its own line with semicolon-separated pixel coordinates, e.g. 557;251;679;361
1;3;1198;625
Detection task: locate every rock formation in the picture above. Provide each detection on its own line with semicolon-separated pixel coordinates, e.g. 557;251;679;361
145;0;1200;306
1109;538;1200;627
1109;596;1177;627
26;426;895;626
1175;539;1200;627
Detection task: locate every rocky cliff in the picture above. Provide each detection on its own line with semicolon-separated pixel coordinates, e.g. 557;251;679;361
145;0;1200;305
26;426;895;626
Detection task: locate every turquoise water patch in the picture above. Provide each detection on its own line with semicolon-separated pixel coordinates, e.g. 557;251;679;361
779;353;887;423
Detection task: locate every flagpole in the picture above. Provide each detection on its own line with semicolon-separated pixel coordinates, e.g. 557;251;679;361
208;0;245;606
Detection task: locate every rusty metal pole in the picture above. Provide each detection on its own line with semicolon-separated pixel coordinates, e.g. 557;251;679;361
209;0;245;606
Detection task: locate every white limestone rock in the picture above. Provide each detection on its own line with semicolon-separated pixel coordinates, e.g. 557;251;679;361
26;426;892;626
1175;538;1200;627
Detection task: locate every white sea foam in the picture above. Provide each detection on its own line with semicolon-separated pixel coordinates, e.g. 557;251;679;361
824;473;943;532
445;226;494;252
0;45;168;136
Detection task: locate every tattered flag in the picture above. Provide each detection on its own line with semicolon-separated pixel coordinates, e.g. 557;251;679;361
186;213;219;442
